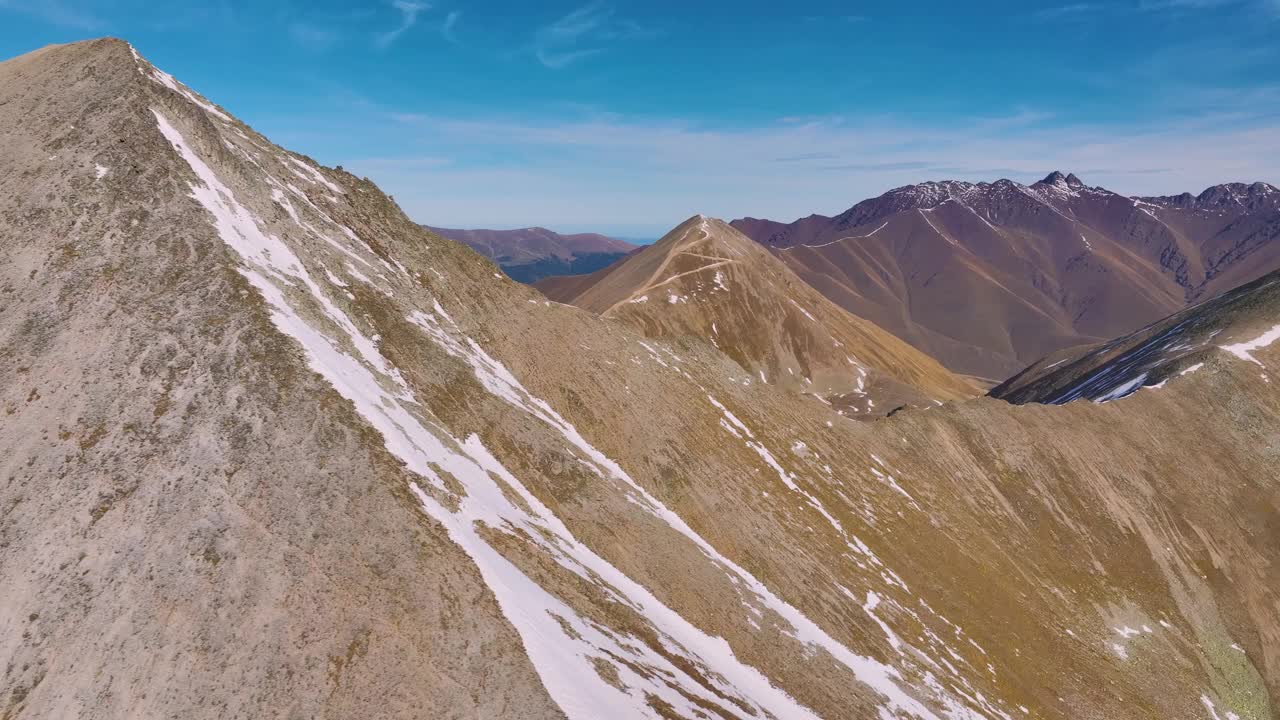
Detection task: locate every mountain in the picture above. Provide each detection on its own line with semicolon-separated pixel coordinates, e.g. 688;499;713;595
534;215;979;416
990;268;1280;404
423;224;638;283
2;38;1279;720
529;251;627;303
731;172;1280;382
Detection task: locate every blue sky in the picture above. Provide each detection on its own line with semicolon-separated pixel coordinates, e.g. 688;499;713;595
1;0;1278;237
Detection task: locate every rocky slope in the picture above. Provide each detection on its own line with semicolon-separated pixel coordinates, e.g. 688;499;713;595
732;173;1280;381
424;224;637;283
1;38;1278;720
991;269;1280;404
536;215;979;416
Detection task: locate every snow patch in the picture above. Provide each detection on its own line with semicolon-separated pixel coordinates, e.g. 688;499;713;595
860;591;903;652
796;220;890;249
1221;324;1280;365
1201;694;1242;720
1094;373;1148;403
920;209;957;246
286;155;345;195
148;66;233;122
788;298;818;322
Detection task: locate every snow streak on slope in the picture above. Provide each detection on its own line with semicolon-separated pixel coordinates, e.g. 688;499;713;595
153;108;833;720
791;221;890;249
920;209;957;246
993;274;1280;405
1221;324;1280;365
1031;319;1198;404
141;59;232;122
153;107;1005;720
412;310;999;720
700;393;1014;719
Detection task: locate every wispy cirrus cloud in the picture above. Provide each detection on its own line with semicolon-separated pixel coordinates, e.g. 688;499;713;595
815;160;941;172
1036;0;1279;21
1139;0;1238;8
376;0;429;48
0;0;104;30
353;154;453;170
772;152;840;163
289;21;339;51
441;10;461;43
352;97;1280;232
531;2;650;69
1138;0;1280;15
800;14;867;23
1032;4;1101;20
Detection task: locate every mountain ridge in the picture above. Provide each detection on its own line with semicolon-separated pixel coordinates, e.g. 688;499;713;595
731;171;1280;379
990;268;1280;404
423;224;638;284
537;213;980;415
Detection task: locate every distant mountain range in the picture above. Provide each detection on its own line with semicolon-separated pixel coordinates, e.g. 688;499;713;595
422;225;638;283
732;172;1280;381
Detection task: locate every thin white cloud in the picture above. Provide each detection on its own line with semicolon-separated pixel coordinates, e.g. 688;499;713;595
441;10;461;43
1035;0;1279;20
531;1;648;69
352;101;1280;231
802;14;868;23
0;0;104;30
1140;0;1237;8
356;155;453;170
537;47;604;69
289;21;338;51
1033;4;1101;20
1139;0;1280;15
376;0;430;48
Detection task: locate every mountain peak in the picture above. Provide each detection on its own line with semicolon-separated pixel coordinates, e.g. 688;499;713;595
45;37;144;74
1039;171;1085;188
535;214;977;411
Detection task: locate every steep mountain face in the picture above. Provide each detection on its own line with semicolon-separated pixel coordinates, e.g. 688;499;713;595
423;224;637;283
731;173;1280;381
2;39;1279;720
534;215;979;416
991;269;1280;404
1136;183;1280;298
